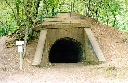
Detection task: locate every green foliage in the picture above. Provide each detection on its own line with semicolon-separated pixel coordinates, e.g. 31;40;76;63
106;66;117;71
0;0;128;37
0;1;18;36
38;0;128;34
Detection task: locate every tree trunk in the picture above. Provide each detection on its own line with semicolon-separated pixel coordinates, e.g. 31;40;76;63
23;0;33;57
23;0;41;57
113;15;116;27
16;0;20;26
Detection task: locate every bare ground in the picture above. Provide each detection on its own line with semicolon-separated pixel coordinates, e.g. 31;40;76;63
1;17;128;83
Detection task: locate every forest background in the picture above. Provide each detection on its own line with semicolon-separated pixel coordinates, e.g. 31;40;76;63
0;0;128;37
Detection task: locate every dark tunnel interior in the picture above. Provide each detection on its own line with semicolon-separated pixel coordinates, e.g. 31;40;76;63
49;37;83;63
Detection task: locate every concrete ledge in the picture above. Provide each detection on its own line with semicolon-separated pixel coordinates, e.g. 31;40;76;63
84;28;106;61
32;30;47;66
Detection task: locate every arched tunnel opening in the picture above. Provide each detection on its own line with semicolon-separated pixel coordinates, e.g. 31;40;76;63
49;37;83;63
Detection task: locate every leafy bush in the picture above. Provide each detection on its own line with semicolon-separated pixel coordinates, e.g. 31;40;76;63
0;0;128;37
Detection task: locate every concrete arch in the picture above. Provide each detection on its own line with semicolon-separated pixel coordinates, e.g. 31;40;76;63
32;13;106;67
49;37;83;63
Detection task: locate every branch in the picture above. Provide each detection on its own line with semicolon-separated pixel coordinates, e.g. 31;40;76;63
0;21;4;25
34;0;42;18
5;0;17;20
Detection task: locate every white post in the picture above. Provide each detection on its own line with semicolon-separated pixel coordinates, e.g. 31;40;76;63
16;41;24;70
20;52;22;70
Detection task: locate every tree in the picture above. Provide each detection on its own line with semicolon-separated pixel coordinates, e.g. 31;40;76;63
4;0;42;56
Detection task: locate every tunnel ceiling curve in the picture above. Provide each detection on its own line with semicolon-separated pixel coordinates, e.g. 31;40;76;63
49;37;83;63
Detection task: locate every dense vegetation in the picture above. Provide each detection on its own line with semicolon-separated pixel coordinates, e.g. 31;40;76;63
0;0;128;37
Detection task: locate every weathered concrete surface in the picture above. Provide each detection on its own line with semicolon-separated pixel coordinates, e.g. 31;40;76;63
46;27;85;47
39;27;86;66
33;12;90;31
32;12;106;66
85;28;106;61
32;30;47;65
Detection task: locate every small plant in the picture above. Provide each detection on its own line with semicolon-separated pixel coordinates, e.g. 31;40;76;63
106;66;117;71
2;67;7;71
122;37;127;43
83;61;103;65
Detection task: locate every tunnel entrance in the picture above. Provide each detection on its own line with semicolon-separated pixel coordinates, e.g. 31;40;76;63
49;37;83;63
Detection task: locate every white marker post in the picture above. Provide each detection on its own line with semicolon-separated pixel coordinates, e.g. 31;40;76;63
16;41;24;70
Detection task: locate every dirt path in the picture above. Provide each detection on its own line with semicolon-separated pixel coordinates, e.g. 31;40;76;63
1;63;128;83
0;39;128;83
